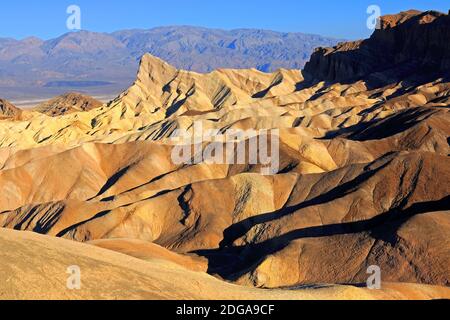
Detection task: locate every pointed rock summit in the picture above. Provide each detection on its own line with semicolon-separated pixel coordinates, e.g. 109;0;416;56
118;52;302;118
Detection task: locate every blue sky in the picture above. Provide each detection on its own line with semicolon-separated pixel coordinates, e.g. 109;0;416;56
0;0;448;40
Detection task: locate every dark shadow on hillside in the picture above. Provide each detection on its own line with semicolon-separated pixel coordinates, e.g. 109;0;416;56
87;165;132;201
12;203;65;234
252;73;283;98
165;85;195;117
218;157;393;249
320;107;441;140
194;196;450;280
56;210;112;237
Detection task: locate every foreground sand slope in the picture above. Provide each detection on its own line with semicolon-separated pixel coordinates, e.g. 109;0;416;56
0;228;448;300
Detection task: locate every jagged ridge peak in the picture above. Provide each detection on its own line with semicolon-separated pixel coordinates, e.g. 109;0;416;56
125;53;302;117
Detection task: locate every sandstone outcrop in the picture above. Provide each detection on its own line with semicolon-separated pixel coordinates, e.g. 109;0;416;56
303;10;450;83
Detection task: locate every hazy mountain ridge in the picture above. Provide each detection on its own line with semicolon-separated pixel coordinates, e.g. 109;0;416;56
0;26;341;97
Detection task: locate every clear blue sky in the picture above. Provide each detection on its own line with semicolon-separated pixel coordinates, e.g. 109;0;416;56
0;0;448;40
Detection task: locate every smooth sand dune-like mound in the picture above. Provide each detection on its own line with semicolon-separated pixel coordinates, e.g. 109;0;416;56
1;228;449;300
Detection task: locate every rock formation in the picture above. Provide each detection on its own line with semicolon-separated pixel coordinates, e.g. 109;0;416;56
0;98;21;119
34;92;103;116
303;10;450;83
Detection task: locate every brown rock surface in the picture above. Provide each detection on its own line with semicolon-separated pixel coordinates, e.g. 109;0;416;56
34;92;103;116
0;98;22;119
304;10;450;83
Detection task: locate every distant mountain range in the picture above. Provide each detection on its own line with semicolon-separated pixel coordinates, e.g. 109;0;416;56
0;26;341;101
